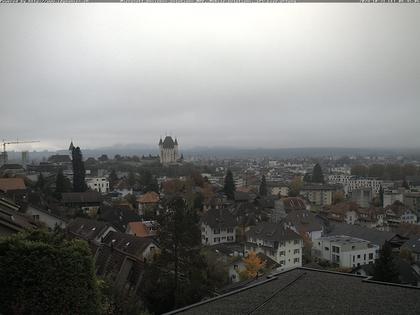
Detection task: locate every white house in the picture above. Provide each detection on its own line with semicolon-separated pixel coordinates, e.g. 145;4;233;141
86;177;110;193
25;205;67;230
312;235;379;268
201;208;237;246
245;222;303;270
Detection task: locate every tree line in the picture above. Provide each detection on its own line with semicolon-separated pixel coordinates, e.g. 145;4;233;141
351;164;420;180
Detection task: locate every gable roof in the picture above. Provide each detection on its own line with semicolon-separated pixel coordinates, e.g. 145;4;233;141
282;197;306;211
67;217;112;241
61;192;102;204
168;268;420;314
138;191;160;204
0;178;26;192
127;221;158;237
102;231;157;258
246;222;302;243
162;136;175;149
201;208;237;229
326;222;395;247
284;210;323;234
98;205;141;232
0;199;37;233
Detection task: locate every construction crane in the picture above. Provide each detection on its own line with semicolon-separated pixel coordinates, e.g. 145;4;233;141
1;139;40;165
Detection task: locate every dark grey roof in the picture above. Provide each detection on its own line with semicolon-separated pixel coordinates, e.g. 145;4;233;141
201;208;237;229
234;191;256;202
98;205;141;232
168;268;420;315
0;164;24;170
48;155;71;163
326;223;395;247
67;217;111;241
402;237;420;254
102;231;156;258
246;222;302;243
62;192;102;204
161;136;175;149
284;210;323;233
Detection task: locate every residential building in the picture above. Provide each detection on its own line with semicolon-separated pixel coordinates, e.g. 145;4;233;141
312;235;379;268
126;220;159;237
300;184;337;206
350;188;372;208
86;177;109;193
383;189;404;208
283;210;323;241
0;177;27;202
61;192;102;216
201;208;237;246
137;191;160;216
25;205;67;229
245;222;303;269
271;197;308;222
0;198;37;236
166;268;420;315
67;217;116;245
401;237;420;263
327;175;382;195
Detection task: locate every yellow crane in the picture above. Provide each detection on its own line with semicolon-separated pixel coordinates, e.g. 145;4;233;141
1;139;40;165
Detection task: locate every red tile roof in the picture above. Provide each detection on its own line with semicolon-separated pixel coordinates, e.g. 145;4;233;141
0;178;26;192
138;192;159;204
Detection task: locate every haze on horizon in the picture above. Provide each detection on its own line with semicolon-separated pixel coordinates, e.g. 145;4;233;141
1;5;419;152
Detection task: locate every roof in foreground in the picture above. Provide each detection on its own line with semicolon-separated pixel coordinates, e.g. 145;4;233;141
167;267;420;315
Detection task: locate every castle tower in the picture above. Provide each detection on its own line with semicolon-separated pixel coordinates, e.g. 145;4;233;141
159;136;180;165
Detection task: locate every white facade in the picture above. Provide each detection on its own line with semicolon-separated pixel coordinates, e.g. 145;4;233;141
383;190;404;208
245;231;303;270
313;235;379;268
25;206;67;229
201;223;236;246
86;177;109;193
159;136;180;165
327;175;382;195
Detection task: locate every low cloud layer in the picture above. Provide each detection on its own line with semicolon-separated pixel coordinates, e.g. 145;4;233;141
1;5;419;151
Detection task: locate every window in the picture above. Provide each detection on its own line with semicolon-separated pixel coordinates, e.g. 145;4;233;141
32;215;40;221
357;254;360;259
213;229;220;234
325;247;330;251
280;260;285;265
294;258;300;263
353;256;355;262
332;246;340;253
234;264;238;270
227;228;233;233
227;236;234;241
279;251;285;256
294;239;300;245
364;254;366;260
294;249;300;254
369;253;374;260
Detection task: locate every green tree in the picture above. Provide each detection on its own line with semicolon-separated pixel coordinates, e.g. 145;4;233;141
0;230;101;314
351;165;368;177
141;196;210;314
289;177;303;197
311;163;324;183
36;173;46;192
72;146;87;192
108;169;118;190
223;169;236;200
259;175;267;196
55;169;71;199
127;171;136;187
372;242;400;283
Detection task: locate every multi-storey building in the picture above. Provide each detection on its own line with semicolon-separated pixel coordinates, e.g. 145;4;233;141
201;208;237;246
327;175;382;195
312;235;379;268
245;222;303;270
300;184;338;206
86;177;110;193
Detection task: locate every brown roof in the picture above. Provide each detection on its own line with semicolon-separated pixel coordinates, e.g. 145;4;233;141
282;197;306;211
127;221;157;237
138;191;159;204
329;201;359;214
0;178;26;192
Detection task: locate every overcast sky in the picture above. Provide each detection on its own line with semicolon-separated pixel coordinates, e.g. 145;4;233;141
0;5;419;151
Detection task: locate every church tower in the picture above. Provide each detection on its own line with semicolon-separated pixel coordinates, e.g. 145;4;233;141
159;136;180;165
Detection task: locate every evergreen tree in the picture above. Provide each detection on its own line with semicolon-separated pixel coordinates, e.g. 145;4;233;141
259;175;267;196
141;196;210;313
72;146;87;192
55;169;70;199
311;163;324;183
402;179;410;190
127;171;136;187
378;185;384;207
36;173;45;192
224;169;236;200
372;241;400;283
0;230;101;314
108;169;118;190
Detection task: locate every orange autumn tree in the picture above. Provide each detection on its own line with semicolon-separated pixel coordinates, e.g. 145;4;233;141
239;251;266;280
